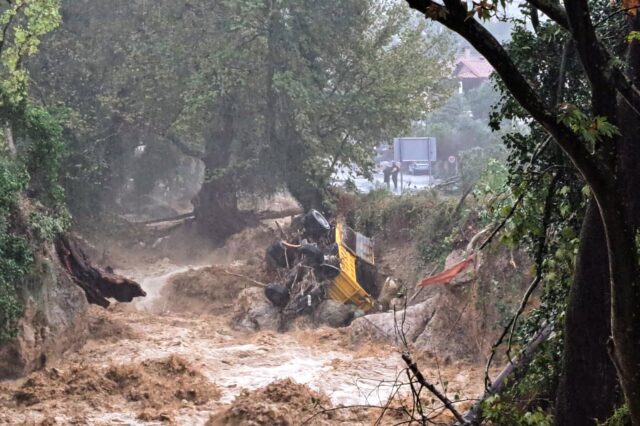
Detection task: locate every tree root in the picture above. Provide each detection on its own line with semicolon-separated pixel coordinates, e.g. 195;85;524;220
55;234;146;308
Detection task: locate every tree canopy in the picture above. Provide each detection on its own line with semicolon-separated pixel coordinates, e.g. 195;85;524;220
31;0;456;236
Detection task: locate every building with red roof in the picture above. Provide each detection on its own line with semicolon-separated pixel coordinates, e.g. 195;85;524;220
454;48;494;92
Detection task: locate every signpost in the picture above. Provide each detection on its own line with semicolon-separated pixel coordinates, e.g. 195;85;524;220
448;155;457;176
393;137;437;163
393;137;437;191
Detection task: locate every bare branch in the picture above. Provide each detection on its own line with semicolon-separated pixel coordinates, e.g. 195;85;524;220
504;172;561;360
401;352;467;425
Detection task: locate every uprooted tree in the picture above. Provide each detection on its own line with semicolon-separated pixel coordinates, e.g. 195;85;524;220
404;0;640;424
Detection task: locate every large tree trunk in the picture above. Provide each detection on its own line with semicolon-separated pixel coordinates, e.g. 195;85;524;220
559;9;640;423
555;201;619;425
192;96;246;242
599;195;640;425
193;174;244;241
608;13;640;423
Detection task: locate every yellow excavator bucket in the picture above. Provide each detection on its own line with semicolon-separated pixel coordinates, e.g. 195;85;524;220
327;222;375;312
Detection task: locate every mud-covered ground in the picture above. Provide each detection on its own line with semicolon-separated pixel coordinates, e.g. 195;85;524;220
0;258;487;425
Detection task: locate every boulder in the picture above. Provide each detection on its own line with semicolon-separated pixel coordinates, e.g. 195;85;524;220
349;295;440;346
378;277;401;309
312;300;354;328
413;303;476;359
232;287;281;332
350;288;478;361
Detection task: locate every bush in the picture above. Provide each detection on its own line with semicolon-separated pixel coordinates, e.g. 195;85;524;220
0;157;32;342
599;405;631;426
346;189;459;266
0;104;69;343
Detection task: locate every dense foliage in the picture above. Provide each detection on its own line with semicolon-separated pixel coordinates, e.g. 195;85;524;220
30;0;456;231
0;0;67;343
463;2;630;424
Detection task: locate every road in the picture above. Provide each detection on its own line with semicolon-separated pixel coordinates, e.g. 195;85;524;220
334;169;437;194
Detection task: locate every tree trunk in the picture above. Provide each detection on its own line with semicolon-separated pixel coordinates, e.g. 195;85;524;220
555;200;619;425
599;195;640;425
286;179;323;212
193;174;244;241
607;13;640;423
192;96;246;242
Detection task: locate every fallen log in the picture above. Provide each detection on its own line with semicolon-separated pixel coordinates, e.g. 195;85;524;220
55;234;146;308
138;211;195;225
132;207;303;227
255;207;303;220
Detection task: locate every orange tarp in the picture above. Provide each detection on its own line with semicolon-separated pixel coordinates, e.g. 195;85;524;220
417;255;475;288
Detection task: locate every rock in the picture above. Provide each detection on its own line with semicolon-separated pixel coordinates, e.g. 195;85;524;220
413;293;477;359
378;277;401;309
349;295;440;346
0;248;89;379
350;288;478;361
232;287;280;332
389;297;406;311
312;300;354;328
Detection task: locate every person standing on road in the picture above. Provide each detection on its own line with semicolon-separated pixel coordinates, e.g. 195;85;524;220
383;163;392;189
391;162;400;191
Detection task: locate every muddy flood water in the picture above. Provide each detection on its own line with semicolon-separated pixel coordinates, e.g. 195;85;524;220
0;266;484;425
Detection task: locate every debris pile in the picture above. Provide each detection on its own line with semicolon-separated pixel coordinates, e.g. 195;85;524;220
206;379;332;426
161;264;259;315
6;355;220;422
236;210;378;331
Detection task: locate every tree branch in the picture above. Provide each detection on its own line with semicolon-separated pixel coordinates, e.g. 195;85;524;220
505;172;561;361
527;0;640;115
0;1;23;56
564;1;611;99
405;0;612;200
166;134;205;159
529;0;640;118
526;0;569;30
401;352;467;425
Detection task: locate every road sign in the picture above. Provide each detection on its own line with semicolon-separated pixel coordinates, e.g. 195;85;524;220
393;137;437;162
448;155;456;163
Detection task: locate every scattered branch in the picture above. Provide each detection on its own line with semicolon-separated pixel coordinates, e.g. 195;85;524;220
217;268;267;288
401;352;467;425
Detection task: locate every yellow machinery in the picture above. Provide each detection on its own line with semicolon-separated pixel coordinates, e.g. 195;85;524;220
327;222;375;311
